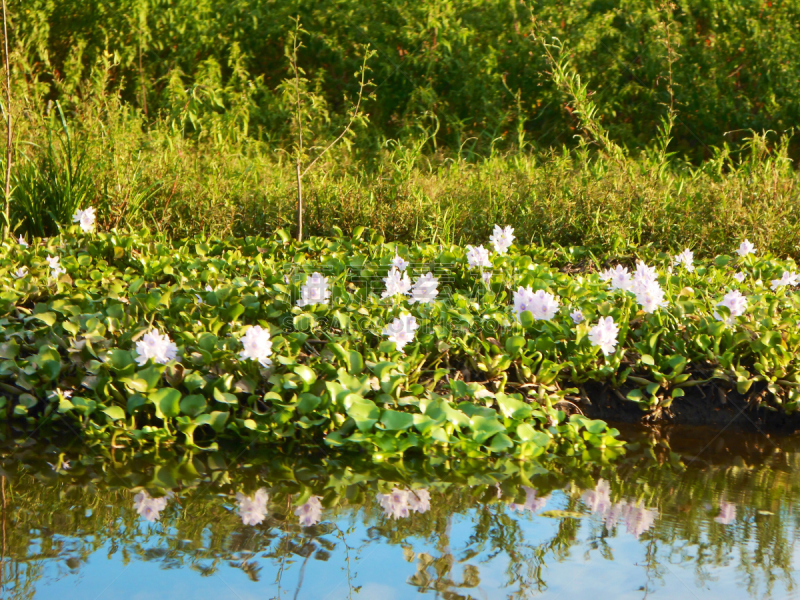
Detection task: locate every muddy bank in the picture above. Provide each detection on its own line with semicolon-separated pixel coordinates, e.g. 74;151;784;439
574;383;800;433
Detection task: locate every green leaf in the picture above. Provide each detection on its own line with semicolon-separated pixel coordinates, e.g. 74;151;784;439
195;410;229;433
294;365;317;385
488;433;514;452
380;409;414;430
213;387;238;405
348;350;364;374
180;394;207;416
505;336;526;355
101;405;126;421
345;397;380;432
296;393;321;415
150;387;182;419
470;415;506;443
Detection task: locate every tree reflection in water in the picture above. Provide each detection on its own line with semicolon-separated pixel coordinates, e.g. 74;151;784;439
0;428;798;599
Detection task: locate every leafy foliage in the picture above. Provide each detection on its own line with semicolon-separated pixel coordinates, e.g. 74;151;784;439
2;227;800;454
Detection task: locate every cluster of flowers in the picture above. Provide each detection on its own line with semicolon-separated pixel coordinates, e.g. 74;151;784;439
376;488;431;519
581;480;657;539
15;210;799;365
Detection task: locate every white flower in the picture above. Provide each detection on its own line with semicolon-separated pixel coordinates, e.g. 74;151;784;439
239;325;273;367
382;267;412;299
513;287;559;321
733;272;746;283
466;244;492;268
383;313;419;353
236;488;269;526
46;255;66;279
673;249;694;272
588;317;620;356
133;490;171;522
391;253;409;271
297;272;331;307
72;207;96;233
17;235;28;248
736;240;755;257
570;309;584;324
13;267;27;279
715;501;736;525
489;225;515;255
482;271;492;284
509;487;548;513
770;271;799;291
205;284;213;292
294;496;323;527
631;262;667;313
601;265;633;292
134;328;179;366
714;290;748;325
409;273;439;304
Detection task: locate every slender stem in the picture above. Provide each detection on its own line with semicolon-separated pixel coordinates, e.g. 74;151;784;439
296;158;303;243
1;0;11;239
293;23;304;243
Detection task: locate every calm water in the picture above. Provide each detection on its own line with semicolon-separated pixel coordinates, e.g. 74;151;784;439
0;426;799;599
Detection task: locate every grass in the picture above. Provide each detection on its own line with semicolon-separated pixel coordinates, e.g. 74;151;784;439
5;102;800;259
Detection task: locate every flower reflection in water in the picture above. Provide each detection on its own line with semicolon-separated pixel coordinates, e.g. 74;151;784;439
236;488;269;526
508;486;549;513
377;488;431;519
133;490;172;522
715;501;737;525
582;479;657;538
295;495;323;527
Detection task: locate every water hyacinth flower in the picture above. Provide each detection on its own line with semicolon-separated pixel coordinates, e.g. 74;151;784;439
383;313;418;353
489;225;515;255
295;496;323;527
588;317;619;356
297;272;331;307
134;328;179;366
46;255;65;279
733;272;746;283
736;240;755;257
133;490;171;522
382;267;412;299
509;487;549;513
409;272;439;304
13;267;27;279
17;235;28;248
466;244;492;268
714;290;748;325
513;287;559;322
239;325;273;367
73;207;96;233
673;249;694;272
570;309;585;325
770;271;799;291
632;262;667;313
600;265;633;292
236;488;269;526
391;252;409;271
482;271;492;284
715;501;737;525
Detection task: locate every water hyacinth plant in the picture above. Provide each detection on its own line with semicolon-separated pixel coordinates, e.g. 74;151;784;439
1;223;800;457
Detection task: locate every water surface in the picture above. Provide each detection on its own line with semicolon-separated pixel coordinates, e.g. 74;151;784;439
0;426;798;599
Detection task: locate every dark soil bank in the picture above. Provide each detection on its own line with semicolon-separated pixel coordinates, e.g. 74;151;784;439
576;383;800;434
